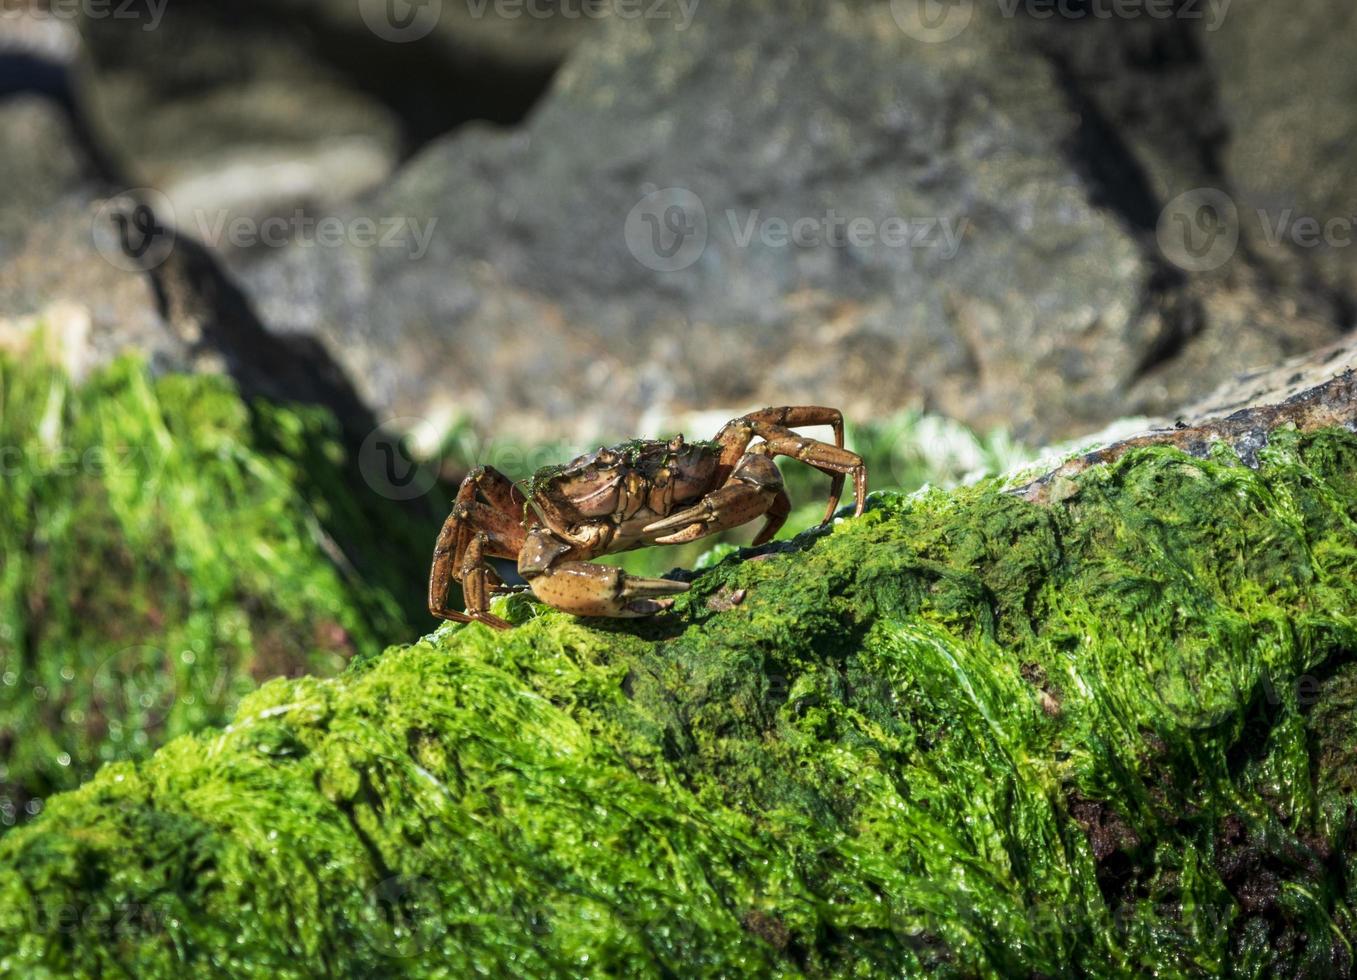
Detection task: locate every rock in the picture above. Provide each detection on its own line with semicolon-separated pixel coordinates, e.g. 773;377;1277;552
1012;4;1228;223
266;0;591;74
75;3;401;254
0;95;90;261
1205;2;1357;298
1122;271;1341;421
2;363;1355;974
72;0;589;255
233;0;1344;448
0;186;397;448
0;15;174;374
1018;330;1357;501
0;10;98;260
0;3;83;98
0;194;184;377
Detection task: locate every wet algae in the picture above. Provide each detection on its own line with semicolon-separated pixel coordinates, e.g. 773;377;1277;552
0;354;427;829
1;424;1355;977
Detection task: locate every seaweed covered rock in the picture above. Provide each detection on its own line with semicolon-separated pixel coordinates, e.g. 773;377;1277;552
1;417;1355;976
0;353;430;829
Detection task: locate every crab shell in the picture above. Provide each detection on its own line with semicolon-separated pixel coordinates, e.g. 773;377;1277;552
527;437;721;544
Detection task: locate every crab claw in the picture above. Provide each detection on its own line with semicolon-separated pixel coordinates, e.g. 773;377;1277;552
617;575;691;615
527;562;690;618
642;507;709;539
643;465;783;545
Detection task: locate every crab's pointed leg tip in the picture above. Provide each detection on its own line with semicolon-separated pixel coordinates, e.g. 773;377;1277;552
626;597;678;615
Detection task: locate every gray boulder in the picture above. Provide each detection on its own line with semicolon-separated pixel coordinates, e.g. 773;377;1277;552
233;0;1346;445
1204;2;1357;298
0;12;95;260
72;0;593;257
0;96;90;262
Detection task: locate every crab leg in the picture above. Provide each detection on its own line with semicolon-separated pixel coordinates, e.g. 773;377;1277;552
715;407;859;523
429;466;527;629
749;423;866;523
643;454;792;546
527;561;690;619
457;533;513;630
465;464;527;514
715;407;846;462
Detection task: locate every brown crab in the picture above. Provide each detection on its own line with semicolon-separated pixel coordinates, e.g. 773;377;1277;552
428;406;867;630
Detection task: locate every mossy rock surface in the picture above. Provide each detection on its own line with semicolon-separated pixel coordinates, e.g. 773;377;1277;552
0;354;428;829
2;426;1356;977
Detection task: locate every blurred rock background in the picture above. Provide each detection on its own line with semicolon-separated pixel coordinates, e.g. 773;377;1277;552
2;0;1353;445
1;0;1356;827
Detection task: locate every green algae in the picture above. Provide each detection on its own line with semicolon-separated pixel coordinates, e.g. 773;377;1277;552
1;426;1356;977
0;354;430;830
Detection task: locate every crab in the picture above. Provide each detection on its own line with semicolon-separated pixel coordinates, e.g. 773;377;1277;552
428;406;867;630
